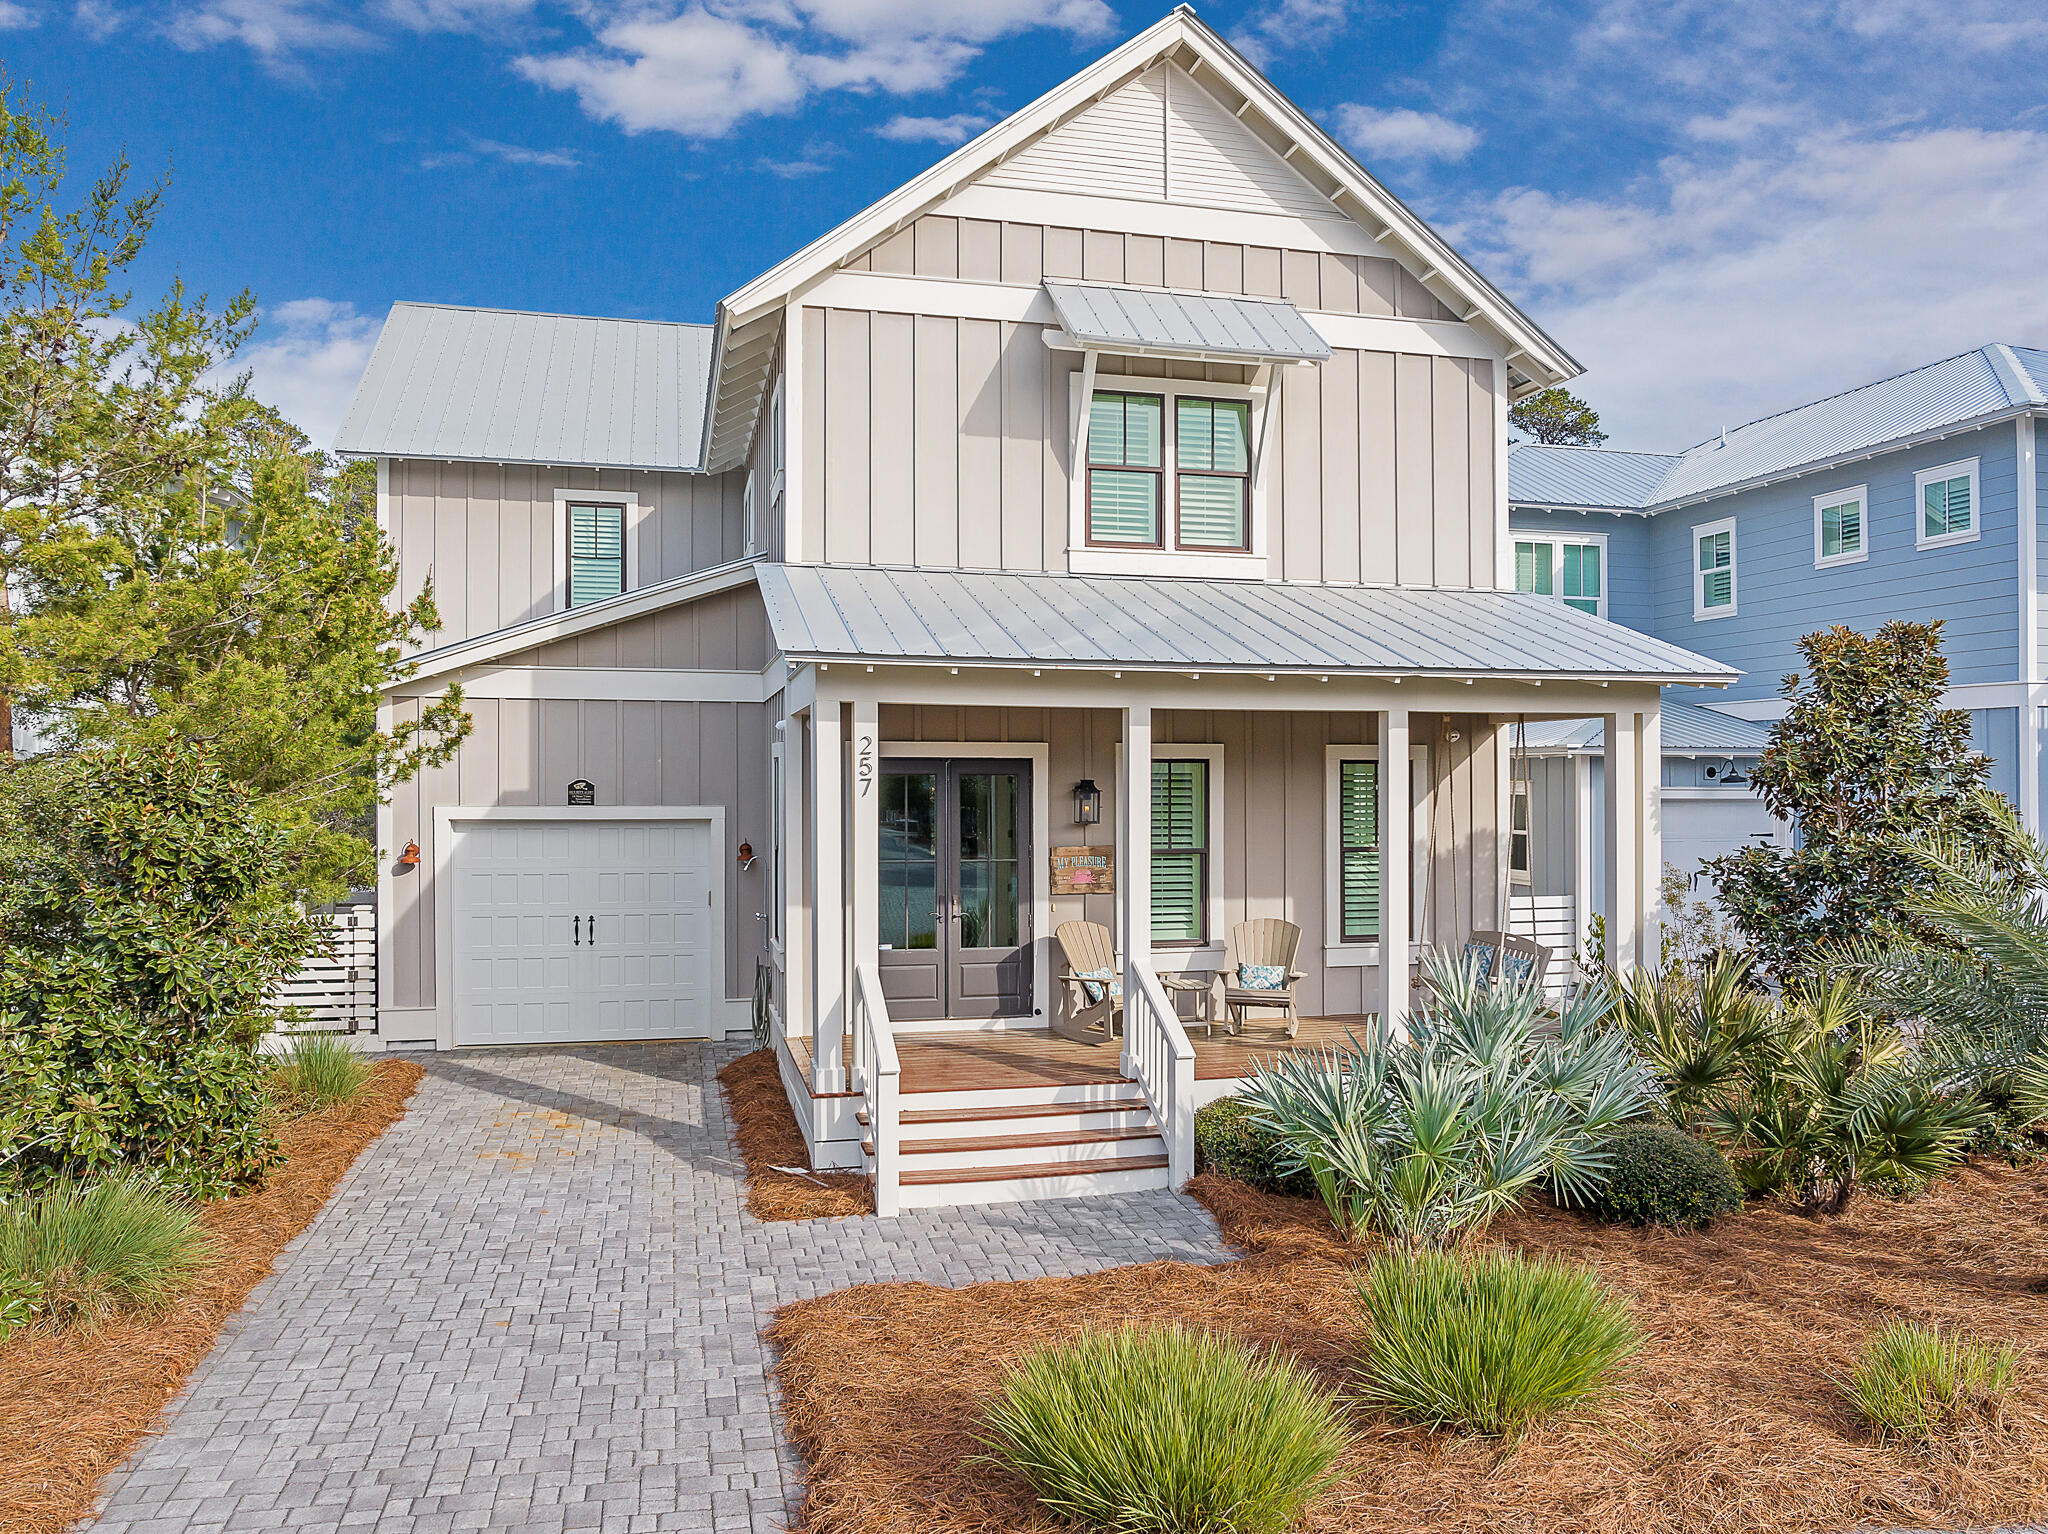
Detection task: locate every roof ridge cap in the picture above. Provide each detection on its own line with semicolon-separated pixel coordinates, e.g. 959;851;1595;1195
1985;343;2048;407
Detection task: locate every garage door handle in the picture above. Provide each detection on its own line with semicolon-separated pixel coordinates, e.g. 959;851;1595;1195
573;914;581;945
587;914;596;944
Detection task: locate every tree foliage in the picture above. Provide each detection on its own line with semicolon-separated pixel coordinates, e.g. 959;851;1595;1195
1705;621;2019;976
1508;387;1607;446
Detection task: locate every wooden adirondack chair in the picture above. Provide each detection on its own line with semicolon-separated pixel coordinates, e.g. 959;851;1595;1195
1209;918;1307;1038
1054;920;1123;1046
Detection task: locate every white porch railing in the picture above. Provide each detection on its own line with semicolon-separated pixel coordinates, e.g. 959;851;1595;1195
1121;957;1196;1184
852;960;902;1217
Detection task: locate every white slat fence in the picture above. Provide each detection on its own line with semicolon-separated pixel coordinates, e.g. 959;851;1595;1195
273;907;377;1033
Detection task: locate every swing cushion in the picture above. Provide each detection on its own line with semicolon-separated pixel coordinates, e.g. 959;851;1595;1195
1461;941;1497;984
1499;949;1538;987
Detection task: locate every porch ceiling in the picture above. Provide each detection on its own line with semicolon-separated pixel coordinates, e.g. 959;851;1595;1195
757;563;1738;684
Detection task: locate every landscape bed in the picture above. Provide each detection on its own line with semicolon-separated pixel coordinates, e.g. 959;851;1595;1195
770;1165;2048;1534
718;1047;871;1220
0;1058;424;1534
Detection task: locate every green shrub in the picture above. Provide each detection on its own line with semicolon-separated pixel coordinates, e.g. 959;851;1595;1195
270;1032;373;1112
1590;1122;1744;1229
0;1271;42;1343
0;1177;209;1329
983;1323;1348;1534
1193;1097;1313;1197
1354;1249;1641;1435
1841;1321;2018;1441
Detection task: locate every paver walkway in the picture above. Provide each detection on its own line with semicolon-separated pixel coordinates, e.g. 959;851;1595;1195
84;1041;1229;1534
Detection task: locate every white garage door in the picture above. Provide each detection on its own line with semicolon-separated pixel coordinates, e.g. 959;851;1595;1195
1665;792;1787;890
451;818;716;1046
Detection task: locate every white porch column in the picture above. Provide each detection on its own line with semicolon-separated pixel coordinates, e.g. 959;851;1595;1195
809;700;847;1093
848;700;879;1080
1119;704;1153;1074
1571;752;1596;964
1379;707;1411;1038
781;715;807;1043
1603;709;1641;973
1639;702;1663;967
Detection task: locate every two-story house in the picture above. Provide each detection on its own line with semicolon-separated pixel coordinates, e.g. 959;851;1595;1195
336;7;1729;1212
1504;344;2048;954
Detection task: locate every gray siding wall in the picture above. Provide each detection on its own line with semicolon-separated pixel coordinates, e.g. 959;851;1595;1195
500;584;772;671
803;308;1500;587
386;458;750;653
877;703;1505;1018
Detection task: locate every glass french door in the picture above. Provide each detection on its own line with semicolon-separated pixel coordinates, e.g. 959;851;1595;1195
874;758;1032;1021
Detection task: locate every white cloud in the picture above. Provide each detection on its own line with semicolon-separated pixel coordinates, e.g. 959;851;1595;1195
0;3;35;29
421;136;580;169
1228;0;1349;68
517;0;1112;139
1464;126;2048;448
73;0;121;36
873;112;990;144
1333;104;1480;164
234;298;381;451
372;0;537;28
164;0;373;59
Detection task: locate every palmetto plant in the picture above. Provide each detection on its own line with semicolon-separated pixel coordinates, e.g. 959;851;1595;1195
1608;953;1773;1131
1239;953;1661;1248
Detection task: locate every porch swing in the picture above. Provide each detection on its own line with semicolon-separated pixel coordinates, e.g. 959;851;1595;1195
1422;715;1550;1003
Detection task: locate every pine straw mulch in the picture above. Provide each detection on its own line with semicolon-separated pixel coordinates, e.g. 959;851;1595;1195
770;1160;2048;1534
717;1047;871;1220
0;1058;424;1534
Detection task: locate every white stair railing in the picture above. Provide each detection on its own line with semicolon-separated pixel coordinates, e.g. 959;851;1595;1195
1121;957;1196;1185
852;960;902;1217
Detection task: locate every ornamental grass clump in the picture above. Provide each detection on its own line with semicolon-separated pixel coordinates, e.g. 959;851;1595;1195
0;1176;209;1330
1842;1321;2018;1442
270;1032;374;1111
1354;1249;1641;1436
982;1323;1348;1534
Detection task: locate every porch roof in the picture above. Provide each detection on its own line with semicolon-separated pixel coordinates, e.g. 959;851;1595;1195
757;563;1739;684
1514;698;1774;755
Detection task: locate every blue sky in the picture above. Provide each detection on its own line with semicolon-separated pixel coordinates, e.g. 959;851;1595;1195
5;0;2047;451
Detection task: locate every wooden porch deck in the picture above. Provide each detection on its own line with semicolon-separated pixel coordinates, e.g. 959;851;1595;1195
787;1014;1371;1094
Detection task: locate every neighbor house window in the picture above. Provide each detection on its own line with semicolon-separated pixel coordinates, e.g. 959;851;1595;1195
1814;486;1868;568
1151;758;1208;945
567;502;627;608
1694;518;1736;619
1916;459;1979;548
1509;779;1531;885
1514;536;1604;616
1174;397;1251;550
1336;758;1381;942
1087;391;1164;546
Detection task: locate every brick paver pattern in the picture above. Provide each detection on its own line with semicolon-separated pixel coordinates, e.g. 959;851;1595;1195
83;1042;1230;1534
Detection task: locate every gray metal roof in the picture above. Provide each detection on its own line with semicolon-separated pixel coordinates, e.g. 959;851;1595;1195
1512;345;2048;515
1507;443;1682;510
334;302;714;471
1516;699;1774;755
757;563;1736;682
1043;279;1331;364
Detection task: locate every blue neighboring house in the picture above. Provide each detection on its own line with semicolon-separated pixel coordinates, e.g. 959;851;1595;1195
1503;343;2048;952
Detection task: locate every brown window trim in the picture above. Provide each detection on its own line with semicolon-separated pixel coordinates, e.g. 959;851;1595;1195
1084;390;1167;550
1171;396;1252;554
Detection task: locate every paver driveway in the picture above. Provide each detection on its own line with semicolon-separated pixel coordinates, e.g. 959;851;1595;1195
84;1041;1229;1534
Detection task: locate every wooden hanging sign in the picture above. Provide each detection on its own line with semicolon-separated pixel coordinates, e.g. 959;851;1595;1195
1050;845;1115;895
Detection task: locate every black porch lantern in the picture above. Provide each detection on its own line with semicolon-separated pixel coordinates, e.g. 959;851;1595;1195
1072;778;1102;827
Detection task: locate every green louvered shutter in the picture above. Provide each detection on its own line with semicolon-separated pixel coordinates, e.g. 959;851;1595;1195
1514;540;1553;595
568;503;626;607
1338;759;1380;942
1151;759;1207;945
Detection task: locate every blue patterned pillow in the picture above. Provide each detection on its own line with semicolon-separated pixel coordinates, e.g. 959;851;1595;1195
1237;963;1287;991
1462;941;1497;984
1077;966;1123;1004
1499;950;1537;986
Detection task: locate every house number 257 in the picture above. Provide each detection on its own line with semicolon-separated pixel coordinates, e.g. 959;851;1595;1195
856;734;876;798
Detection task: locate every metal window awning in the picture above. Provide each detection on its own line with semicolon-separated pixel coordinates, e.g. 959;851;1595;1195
1041;280;1332;367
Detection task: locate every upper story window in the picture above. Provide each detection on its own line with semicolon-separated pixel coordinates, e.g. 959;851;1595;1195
1694;517;1736;620
1916;458;1979;549
1514;536;1604;617
1813;485;1868;568
1174;398;1252;550
1086;391;1165;546
567;501;627;608
1073;374;1265;574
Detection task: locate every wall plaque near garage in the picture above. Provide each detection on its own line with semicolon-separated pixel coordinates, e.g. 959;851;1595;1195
1049;845;1114;895
566;779;595;806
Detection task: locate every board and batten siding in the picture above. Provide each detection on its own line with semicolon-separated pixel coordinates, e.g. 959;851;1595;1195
496;583;772;672
877;703;1505;1019
385;459;749;653
802;306;1499;588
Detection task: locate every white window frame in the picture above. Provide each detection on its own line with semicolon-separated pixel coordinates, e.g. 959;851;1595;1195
553;488;642;614
1147;742;1226;963
1510;530;1609;618
1508;775;1532;887
1068;370;1270;580
1812;484;1869;569
1693;516;1737;621
769;372;787;507
1915;457;1981;550
1323;743;1431;965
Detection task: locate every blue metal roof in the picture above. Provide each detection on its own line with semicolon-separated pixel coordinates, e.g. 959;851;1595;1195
1509;345;2048;514
1515;699;1773;755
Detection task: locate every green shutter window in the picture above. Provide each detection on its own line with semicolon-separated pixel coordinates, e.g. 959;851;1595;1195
568;503;626;608
1560;542;1601;614
1923;474;1973;541
1820;498;1863;558
1514;540;1553;595
1151;759;1207;945
1174;398;1250;549
1697;528;1732;610
1338;759;1380;942
1088;392;1164;545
